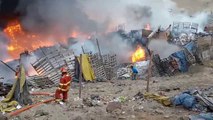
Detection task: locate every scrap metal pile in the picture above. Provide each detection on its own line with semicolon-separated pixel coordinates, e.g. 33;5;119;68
151;22;213;77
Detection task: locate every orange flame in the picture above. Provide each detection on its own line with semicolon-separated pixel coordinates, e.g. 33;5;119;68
70;31;78;38
132;46;146;63
3;20;55;58
145;23;151;30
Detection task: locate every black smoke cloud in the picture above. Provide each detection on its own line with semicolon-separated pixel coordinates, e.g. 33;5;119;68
16;0;104;35
0;0;20;28
0;0;108;35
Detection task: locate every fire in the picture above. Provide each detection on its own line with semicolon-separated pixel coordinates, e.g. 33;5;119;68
70;31;78;38
3;20;91;59
132;46;146;63
3;20;55;58
145;23;151;30
7;45;15;51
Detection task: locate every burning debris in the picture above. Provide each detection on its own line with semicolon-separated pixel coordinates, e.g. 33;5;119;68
131;46;146;63
3;20;56;59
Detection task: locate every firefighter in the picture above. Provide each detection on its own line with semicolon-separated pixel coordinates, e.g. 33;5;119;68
55;67;72;102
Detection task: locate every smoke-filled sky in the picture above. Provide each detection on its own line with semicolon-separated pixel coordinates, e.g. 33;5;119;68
0;0;211;62
0;0;210;32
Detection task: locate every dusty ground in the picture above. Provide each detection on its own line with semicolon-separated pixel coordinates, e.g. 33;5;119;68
9;61;213;120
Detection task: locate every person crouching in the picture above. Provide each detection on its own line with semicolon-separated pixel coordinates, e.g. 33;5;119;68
130;65;138;80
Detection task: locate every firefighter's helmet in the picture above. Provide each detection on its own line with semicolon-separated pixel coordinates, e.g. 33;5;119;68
61;67;68;73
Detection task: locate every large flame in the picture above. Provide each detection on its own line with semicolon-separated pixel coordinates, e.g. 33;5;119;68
3;20;57;58
132;46;146;63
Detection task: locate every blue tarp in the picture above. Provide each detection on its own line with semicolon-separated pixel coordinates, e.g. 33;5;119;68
171;50;189;72
172;92;197;109
184;41;197;54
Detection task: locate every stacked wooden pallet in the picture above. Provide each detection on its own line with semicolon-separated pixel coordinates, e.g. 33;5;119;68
90;53;107;80
90;53;117;80
102;54;117;80
31;46;75;86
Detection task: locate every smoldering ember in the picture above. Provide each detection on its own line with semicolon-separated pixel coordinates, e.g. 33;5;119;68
0;0;213;120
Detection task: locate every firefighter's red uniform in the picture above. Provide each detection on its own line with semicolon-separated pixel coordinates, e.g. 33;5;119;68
55;67;71;102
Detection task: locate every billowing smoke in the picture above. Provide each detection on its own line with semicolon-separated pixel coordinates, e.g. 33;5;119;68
20;52;38;76
69;33;133;63
16;0;108;36
0;0;210;62
148;39;181;59
69;39;97;55
98;33;133;62
126;5;152;26
0;32;10;61
80;0;209;30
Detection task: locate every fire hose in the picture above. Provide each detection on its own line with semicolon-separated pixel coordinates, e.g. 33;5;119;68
8;98;55;117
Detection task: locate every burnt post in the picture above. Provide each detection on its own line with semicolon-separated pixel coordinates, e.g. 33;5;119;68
96;39;103;60
96;39;108;80
211;33;213;46
81;46;85;54
146;51;153;92
79;54;83;98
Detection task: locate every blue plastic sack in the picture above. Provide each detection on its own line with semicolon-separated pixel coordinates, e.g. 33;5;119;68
172;51;189;72
172;93;197;109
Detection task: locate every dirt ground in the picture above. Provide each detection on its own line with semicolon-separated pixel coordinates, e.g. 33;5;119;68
9;60;213;120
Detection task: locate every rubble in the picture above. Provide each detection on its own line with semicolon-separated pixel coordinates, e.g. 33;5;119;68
133;92;144;100
0;112;8;120
27;76;54;88
0;82;12;97
34;109;49;117
106;102;122;113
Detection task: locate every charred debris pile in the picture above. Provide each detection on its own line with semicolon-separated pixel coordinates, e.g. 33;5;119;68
0;21;213;91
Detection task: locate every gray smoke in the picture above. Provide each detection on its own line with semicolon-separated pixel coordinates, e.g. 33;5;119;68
125;5;152;26
0;32;10;61
20;52;38;76
148;39;181;59
98;33;133;62
81;0;209;30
